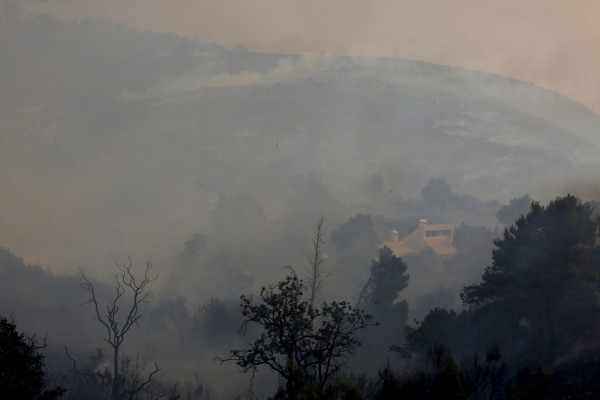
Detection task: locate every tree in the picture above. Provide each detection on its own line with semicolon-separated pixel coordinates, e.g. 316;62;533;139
0;315;65;400
358;246;409;309
357;247;410;363
461;195;600;361
177;232;207;270
193;298;242;346
220;273;373;399
506;365;554;400
428;343;462;400
496;195;531;225
330;214;379;296
400;308;462;361
305;216;328;307
459;342;507;400
77;259;159;400
330;214;376;253
421;178;453;207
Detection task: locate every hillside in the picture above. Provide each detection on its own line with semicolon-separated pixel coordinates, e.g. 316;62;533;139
1;14;599;269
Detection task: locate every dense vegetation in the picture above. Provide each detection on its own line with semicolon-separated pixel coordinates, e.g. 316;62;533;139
2;194;600;399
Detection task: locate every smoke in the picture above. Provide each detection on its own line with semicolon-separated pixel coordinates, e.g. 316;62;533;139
120;53;333;100
199;53;332;88
2;7;600;397
24;0;600;113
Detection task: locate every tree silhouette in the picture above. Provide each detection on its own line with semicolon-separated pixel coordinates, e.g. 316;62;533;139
220;273;373;399
421;178;453;207
461;194;600;361
77;259;159;400
358;246;409;309
358;246;410;362
495;194;531;225
0;315;65;400
305;216;328;307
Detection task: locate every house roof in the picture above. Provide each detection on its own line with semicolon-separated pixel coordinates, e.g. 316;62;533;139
423;236;457;256
379;241;418;257
379;220;457;257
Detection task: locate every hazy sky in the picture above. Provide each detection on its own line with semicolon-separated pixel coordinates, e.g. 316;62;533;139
23;0;600;114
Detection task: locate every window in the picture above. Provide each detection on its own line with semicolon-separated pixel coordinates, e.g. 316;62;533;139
425;230;451;238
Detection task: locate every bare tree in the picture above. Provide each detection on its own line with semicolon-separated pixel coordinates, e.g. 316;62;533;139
305;216;328;307
79;258;159;400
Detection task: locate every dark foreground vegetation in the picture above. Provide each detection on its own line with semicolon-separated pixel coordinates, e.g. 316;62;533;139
2;194;600;399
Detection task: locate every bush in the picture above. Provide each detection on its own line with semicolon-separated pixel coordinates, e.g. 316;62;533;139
0;315;65;400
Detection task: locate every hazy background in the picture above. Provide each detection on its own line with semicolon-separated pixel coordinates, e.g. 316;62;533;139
2;1;600;274
23;0;600;114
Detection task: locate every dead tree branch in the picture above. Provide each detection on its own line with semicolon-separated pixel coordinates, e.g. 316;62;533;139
79;258;159;400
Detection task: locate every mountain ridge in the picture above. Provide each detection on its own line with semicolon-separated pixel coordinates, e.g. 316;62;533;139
1;14;599;269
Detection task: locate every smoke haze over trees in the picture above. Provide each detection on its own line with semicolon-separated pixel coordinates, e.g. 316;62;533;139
2;10;600;272
2;4;600;398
